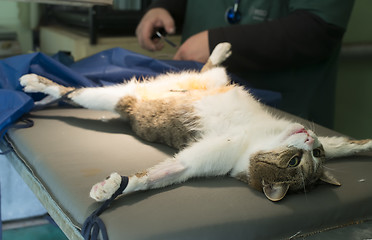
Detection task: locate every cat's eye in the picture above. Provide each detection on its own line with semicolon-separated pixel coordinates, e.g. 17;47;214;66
312;148;322;158
288;155;301;167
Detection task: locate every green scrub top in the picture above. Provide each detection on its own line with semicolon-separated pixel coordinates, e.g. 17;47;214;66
181;0;354;128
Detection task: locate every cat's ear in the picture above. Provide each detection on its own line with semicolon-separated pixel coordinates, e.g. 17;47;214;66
262;180;290;202
320;170;341;186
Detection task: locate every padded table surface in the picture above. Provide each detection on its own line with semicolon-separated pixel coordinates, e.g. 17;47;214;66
3;107;372;240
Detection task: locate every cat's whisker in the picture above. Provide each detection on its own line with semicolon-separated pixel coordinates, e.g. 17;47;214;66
307;121;316;134
299;167;308;201
323;166;345;173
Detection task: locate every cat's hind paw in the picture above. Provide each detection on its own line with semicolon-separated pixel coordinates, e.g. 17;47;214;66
20;74;68;98
209;42;232;66
20;74;49;93
90;172;122;202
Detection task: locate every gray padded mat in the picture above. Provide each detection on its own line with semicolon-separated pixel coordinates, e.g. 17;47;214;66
5;108;372;239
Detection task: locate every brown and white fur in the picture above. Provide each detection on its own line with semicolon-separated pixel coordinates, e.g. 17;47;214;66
20;43;372;202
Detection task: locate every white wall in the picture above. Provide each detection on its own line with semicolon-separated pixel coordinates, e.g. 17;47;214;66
0;1;38;53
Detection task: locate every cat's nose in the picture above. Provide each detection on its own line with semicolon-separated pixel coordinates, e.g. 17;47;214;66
305;135;314;146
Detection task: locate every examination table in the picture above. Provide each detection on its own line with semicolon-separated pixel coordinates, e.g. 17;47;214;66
1;106;372;240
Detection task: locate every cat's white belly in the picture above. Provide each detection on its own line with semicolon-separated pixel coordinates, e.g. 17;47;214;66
194;86;270;135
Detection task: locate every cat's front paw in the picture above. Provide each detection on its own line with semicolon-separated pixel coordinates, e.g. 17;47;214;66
20;74;48;93
90;172;122;202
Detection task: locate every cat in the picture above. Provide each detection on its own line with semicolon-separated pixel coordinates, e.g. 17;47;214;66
19;43;372;202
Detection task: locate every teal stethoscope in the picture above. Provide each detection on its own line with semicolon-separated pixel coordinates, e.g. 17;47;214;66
226;0;241;24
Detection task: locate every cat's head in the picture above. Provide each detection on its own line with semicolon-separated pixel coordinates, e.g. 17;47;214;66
244;123;341;201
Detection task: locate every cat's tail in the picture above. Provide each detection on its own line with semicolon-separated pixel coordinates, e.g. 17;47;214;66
201;42;232;72
319;136;372;159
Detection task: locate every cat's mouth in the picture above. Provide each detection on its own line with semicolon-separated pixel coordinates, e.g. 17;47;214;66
293;128;308;135
290;128;314;146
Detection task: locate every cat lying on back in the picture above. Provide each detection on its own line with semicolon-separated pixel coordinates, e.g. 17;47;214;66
20;43;372;202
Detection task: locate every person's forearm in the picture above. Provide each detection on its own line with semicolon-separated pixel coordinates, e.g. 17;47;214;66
209;10;345;72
